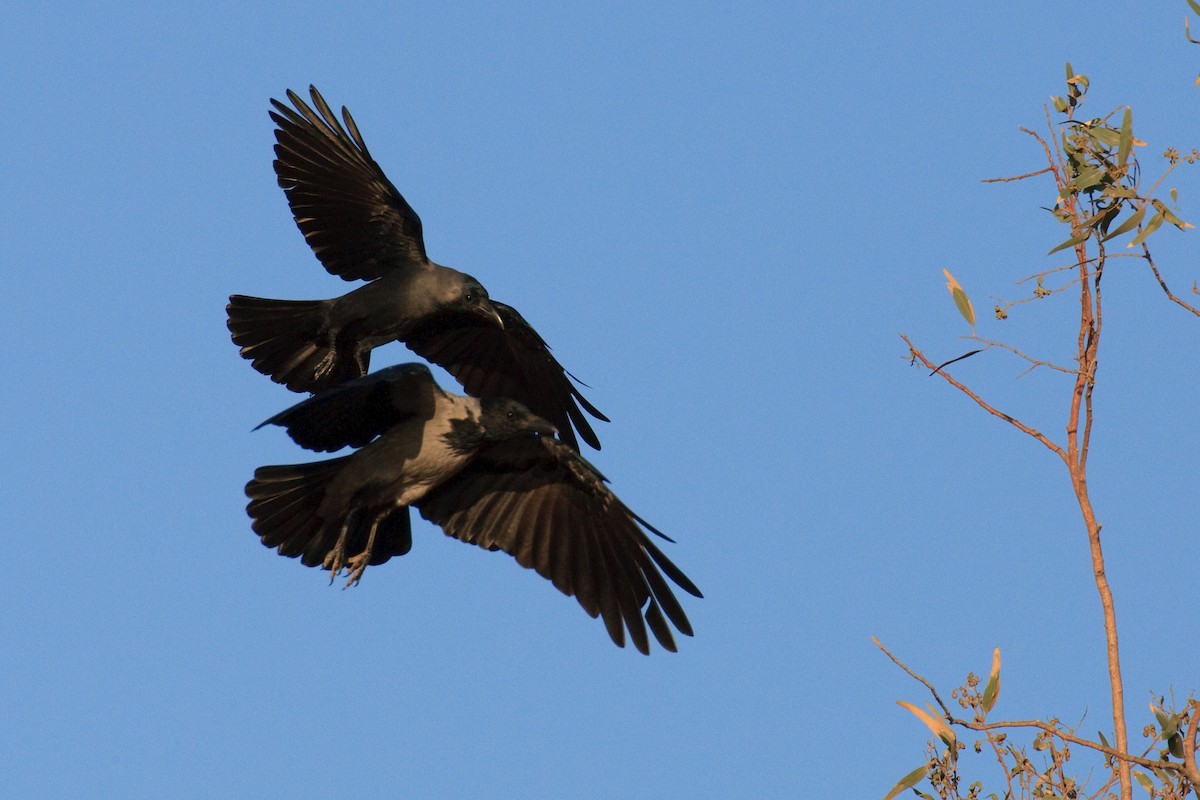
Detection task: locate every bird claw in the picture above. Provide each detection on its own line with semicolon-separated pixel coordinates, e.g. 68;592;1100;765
323;546;348;583
342;552;370;588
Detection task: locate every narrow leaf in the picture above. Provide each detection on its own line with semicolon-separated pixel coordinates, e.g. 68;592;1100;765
881;764;928;800
897;700;956;748
1152;703;1179;739
1153;767;1175;785
943;269;976;328
1189;0;1200;16
1133;770;1154;794
1048;232;1090;255
1071;165;1105;192
1169;732;1185;758
1103;205;1146;241
1118;107;1132;167
1160;206;1193;231
1082;205;1117;230
1129;211;1165;247
1151;701;1168;729
930;349;983;376
1105;185;1139;199
1088;127;1121;148
981;648;1001;713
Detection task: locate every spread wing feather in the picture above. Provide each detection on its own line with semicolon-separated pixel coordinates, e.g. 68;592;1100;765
414;437;700;653
271;86;428;281
407;302;606;451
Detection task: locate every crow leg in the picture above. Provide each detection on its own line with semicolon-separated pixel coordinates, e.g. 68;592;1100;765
323;508;359;582
343;515;381;588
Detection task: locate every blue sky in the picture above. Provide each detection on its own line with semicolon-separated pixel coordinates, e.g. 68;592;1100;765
4;2;1199;797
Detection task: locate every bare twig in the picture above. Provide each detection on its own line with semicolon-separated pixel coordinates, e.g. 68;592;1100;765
965;337;1078;375
901;334;1068;464
981;166;1056;183
1143;243;1200;317
871;637;953;718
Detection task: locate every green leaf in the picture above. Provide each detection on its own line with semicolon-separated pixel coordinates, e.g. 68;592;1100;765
1189;0;1200;16
881;764;928;800
1129;210;1165;247
1151;702;1179;739
1105;185;1139;199
1133;770;1155;794
1048;232;1090;255
1099;730;1110;749
1169;732;1185;759
1158;204;1193;231
1103;205;1145;241
1052;96;1068;114
1071;165;1105;192
1081;205;1114;229
981;648;1001;713
1118;107;1132;167
1065;61;1074;80
1089;127;1121;148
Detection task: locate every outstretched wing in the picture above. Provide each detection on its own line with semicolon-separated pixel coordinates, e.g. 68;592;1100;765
271;85;429;281
255;363;440;452
414;437;701;654
406;301;607;451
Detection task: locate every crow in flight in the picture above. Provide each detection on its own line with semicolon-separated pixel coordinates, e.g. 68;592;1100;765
228;86;606;451
245;364;701;654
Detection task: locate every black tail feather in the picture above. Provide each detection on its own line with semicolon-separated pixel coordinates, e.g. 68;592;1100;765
245;459;412;574
227;294;363;392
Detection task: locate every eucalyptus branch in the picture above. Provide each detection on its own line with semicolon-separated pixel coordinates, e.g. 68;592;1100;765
1184;700;1200;788
1080;237;1104;469
1143;242;1200;317
874;639;1192;779
983;729;1018;800
981;166;1056;183
953;720;1178;775
964;337;1077;375
900;334;1068;464
889;66;1198;800
995;275;1083;316
1016;261;1094;284
871;637;953;718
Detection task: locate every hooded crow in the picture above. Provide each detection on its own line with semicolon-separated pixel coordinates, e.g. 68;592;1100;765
245;364;700;654
228;86;606;451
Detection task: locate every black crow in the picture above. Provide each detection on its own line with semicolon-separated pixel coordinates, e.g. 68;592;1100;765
245;364;701;654
228;86;606;451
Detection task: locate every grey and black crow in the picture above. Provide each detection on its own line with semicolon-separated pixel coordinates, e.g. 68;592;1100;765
245;364;701;654
228;86;606;451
